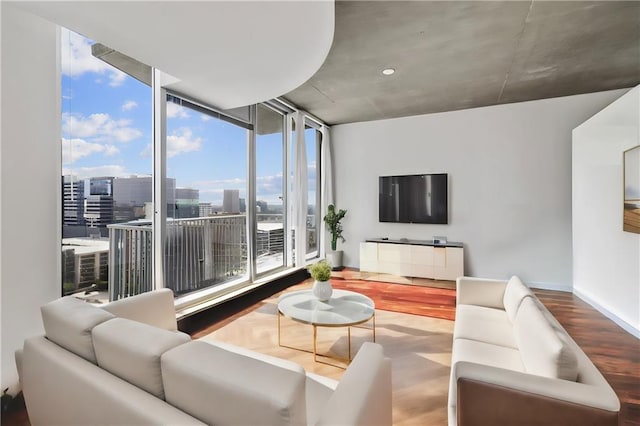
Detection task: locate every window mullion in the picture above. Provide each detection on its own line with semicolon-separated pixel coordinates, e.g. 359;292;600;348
152;68;167;290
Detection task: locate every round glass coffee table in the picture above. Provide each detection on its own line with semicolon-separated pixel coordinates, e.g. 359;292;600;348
277;289;376;366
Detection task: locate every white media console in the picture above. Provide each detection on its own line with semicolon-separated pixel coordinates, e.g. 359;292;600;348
359;238;464;281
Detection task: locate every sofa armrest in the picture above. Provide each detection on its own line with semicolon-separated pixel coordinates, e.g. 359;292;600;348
456;277;507;309
316;342;392;426
455;362;619;426
102;289;178;331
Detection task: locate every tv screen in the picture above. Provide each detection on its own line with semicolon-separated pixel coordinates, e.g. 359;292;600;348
379;173;448;224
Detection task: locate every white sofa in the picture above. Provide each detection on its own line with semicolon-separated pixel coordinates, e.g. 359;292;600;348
449;276;620;426
17;289;392;425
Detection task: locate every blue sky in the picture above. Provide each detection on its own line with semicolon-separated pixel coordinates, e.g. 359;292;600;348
61;28;315;206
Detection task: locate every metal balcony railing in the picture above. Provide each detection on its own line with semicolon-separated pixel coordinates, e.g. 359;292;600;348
108;213;315;301
109;215;248;300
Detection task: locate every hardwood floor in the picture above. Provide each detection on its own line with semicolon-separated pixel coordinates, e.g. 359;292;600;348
3;278;639;425
535;289;640;426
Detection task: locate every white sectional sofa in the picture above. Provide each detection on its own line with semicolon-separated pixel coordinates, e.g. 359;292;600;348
17;289;392;426
449;276;620;426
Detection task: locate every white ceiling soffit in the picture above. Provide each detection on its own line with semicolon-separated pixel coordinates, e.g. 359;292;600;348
14;1;335;110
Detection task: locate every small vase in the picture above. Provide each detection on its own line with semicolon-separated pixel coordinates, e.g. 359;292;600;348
313;280;333;302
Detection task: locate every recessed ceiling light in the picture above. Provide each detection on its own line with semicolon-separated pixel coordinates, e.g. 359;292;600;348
382;68;395;76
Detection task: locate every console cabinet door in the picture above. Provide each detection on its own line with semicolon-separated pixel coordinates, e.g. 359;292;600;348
378;244;412;276
359;242;379;273
410;245;434;278
433;247;464;280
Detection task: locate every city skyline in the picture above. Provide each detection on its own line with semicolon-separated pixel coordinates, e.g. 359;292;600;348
61;28;316;207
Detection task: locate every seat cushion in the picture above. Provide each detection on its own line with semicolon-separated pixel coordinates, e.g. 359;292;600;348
41;296;115;363
162;341;307;426
503;275;534;323
92;318;191;399
514;298;578;381
449;338;525;408
454;304;517;348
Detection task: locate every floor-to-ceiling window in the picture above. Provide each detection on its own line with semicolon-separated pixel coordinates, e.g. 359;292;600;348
61;28;151;302
164;95;250;296
289;115;322;263
61;31;327;305
255;104;286;275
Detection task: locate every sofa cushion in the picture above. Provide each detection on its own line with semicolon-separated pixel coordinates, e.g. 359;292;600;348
454;304;517;348
41;296;115;363
449;338;525;408
162;341;307;426
102;289;178;331
503;275;534;323
92;318;190;400
514;298;578;381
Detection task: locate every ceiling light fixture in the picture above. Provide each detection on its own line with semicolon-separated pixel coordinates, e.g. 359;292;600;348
382;68;395;76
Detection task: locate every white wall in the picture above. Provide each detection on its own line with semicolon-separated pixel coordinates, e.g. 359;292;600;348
332;89;628;290
1;5;61;393
573;86;639;337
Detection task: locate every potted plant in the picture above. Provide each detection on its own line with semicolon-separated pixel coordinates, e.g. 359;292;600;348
308;260;333;301
323;204;347;270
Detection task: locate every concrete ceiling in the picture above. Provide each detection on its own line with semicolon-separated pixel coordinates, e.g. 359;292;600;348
13;1;334;110
285;1;640;125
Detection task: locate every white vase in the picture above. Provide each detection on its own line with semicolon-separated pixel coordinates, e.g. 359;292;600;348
313;280;333;302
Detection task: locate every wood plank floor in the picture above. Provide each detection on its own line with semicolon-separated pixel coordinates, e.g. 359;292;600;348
534;289;640;426
3;278;639;425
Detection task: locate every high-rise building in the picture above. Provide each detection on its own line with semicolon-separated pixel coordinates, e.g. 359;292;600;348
112;176;176;221
256;200;269;214
199;203;215;217
85;195;114;227
84;177;114;228
223;189;240;213
62;175;85;226
175;187;199;218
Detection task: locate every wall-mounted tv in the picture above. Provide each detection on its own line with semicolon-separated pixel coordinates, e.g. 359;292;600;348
379;173;448;224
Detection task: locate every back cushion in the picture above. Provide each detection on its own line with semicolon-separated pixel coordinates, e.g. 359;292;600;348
102;289;178;331
41;296;115;363
503;275;534;323
514;298;578;381
92;318;191;399
162;341;307;425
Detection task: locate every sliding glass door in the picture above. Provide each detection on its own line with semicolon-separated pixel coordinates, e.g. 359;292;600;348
305;125;321;259
164;96;249;296
255;104;286;275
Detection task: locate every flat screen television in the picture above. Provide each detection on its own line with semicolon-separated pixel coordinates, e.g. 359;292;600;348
379;173;448;224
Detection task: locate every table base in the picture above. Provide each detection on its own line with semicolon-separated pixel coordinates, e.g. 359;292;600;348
277;311;376;368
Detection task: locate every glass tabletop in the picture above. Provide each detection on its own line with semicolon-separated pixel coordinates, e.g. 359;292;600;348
277;289;375;327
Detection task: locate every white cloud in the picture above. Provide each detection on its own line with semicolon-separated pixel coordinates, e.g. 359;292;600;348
121;100;138;111
167;103;190;119
62;138;102;164
103;145;120;156
167;128;202;157
63;113;142;143
61;28;127;87
257;173;284;196
62;165;130;181
201;115;212;122
109;70;127;87
61;138;120;164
